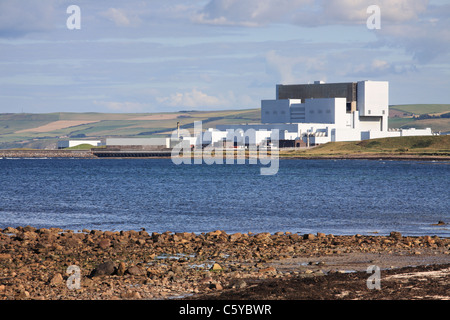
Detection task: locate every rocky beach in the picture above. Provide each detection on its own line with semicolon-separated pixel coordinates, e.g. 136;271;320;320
0;226;448;300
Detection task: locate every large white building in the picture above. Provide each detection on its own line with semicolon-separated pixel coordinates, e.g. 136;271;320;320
210;80;433;147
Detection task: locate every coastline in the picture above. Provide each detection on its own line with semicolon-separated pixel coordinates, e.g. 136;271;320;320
1;226;448;300
1;149;450;161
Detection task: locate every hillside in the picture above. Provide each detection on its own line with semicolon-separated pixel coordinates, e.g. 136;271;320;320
0;109;261;149
280;135;450;158
389;104;450;132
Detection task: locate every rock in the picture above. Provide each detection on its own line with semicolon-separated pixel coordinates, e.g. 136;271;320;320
3;227;19;234
126;266;145;276
317;232;326;238
98;239;111;249
90;230;103;237
207;230;223;237
23;225;36;232
259;267;277;274
232;280;247;289
390;231;402;240
17;290;30;299
210;263;223;271
255;232;271;240
91;261;116;277
209;282;223;290
229;233;242;242
171;265;183;274
303;233;315;240
49;273;64;286
121;290;142;299
117;262;126;276
0;253;12;261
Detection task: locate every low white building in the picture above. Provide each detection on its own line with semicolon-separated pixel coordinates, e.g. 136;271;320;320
106;138;171;148
57;140;103;149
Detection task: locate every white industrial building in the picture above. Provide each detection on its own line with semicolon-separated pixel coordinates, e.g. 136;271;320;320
106;138;172;148
210;80;433;147
57;140;103;149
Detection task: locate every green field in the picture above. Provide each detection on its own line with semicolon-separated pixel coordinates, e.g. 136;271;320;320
0;109;261;149
389;104;450;132
280;135;450;158
390;104;450;115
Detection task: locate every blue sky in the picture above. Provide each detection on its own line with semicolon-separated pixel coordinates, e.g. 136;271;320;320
0;0;449;113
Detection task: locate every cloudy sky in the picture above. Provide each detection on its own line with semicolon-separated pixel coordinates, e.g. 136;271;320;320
0;0;449;113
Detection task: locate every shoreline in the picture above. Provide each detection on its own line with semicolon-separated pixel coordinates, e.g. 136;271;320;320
1;226;449;300
1;149;450;161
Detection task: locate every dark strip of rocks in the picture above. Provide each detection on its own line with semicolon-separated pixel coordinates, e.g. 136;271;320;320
0;150;94;158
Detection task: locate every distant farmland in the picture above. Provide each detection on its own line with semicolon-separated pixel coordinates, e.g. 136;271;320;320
0;109;261;149
389;104;450;132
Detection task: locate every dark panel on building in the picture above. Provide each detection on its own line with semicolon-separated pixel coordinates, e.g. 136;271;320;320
277;82;357;104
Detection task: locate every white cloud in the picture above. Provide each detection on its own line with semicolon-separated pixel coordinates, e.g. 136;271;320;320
157;89;228;109
193;0;313;27
317;0;429;25
94;100;147;112
194;0;429;27
101;8;139;27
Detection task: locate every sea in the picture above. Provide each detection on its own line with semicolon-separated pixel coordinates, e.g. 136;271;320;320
0;158;449;237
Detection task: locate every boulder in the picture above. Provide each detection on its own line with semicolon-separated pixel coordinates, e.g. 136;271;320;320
3;227;19;234
117;262;126;276
49;273;64;286
210;263;223;271
303;233;315;240
91;261;116;277
209;282;223;290
126;266;145;276
229;233;242;242
390;231;402;240
317;232;326;238
98;239;111;249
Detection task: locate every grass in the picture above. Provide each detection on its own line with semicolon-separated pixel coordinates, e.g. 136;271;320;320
389;105;450;132
390;104;450;115
279;135;450;158
64;144;104;150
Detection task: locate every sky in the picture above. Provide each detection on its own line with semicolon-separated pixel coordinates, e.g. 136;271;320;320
0;0;449;114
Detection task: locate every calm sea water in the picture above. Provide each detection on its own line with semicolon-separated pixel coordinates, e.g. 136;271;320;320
0;158;448;237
